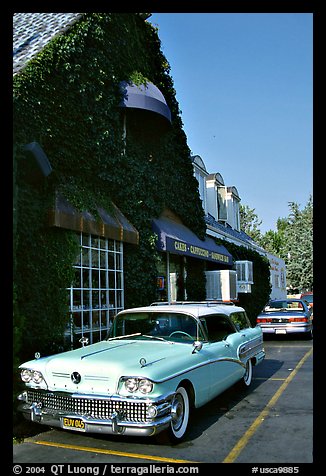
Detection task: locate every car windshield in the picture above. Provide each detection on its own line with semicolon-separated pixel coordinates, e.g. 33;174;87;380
264;300;305;312
109;312;203;343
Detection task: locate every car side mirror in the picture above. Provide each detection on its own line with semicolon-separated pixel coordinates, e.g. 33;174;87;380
192;341;203;354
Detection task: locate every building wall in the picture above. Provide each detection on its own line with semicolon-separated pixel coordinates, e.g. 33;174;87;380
266;253;287;300
13;13;206;358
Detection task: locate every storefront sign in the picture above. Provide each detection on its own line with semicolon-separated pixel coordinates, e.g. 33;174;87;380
167;237;231;264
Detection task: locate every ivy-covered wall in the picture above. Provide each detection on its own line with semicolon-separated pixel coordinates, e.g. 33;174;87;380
13;12;271;381
13;13;206;364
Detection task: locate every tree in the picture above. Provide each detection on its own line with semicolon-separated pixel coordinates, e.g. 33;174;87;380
240;204;263;243
240;197;313;293
281;197;313;292
260;218;288;254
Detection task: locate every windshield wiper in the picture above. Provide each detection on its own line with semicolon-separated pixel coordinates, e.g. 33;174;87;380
142;335;173;343
108;333;141;341
141;334;174;344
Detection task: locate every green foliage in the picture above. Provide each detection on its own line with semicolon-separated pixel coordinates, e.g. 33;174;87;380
239;204;263;243
13;13;206;367
240;196;313;294
258;197;313;292
280;197;313;292
260;230;283;255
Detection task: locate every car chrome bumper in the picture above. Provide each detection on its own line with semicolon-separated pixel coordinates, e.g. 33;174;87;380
17;390;174;437
260;324;312;334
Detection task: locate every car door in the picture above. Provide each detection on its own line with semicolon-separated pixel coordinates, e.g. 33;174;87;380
228;311;262;364
201;314;245;400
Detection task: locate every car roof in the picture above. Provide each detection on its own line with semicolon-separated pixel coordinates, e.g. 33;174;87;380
118;302;245;318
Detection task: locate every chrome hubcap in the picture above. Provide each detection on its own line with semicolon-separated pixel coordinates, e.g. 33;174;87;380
171;394;184;430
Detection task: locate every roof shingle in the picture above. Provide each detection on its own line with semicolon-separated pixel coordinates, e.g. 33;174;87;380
13;13;84;75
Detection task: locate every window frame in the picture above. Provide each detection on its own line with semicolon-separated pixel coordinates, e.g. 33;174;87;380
229;311;252;331
66;232;124;347
200;313;237;343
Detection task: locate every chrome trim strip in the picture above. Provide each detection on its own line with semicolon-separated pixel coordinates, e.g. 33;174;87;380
19;388;175;406
238;340;264;360
151;356;247;383
80;341;136;360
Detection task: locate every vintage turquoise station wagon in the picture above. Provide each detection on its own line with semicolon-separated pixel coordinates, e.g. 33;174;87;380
18;302;265;442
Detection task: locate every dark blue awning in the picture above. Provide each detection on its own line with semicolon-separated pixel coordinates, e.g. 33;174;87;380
119;81;172;123
152;217;233;266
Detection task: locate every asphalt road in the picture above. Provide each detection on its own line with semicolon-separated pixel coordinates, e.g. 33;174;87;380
13;338;313;467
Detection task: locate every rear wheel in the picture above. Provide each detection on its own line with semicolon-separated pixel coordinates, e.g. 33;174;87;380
242;359;253;387
167;386;190;443
304;328;313;340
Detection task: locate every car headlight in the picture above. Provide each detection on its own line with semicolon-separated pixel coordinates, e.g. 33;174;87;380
32;370;43;384
125;378;138;393
21;369;32;383
20;368;45;385
124;377;154;394
138;378;153;394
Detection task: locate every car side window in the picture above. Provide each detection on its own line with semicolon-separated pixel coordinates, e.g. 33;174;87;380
202;314;236;342
230;312;251;331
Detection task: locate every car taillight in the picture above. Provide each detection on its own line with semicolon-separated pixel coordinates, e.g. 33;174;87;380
288;317;308;322
257;318;272;323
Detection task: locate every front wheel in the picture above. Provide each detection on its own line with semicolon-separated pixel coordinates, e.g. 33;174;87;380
167;386;190;443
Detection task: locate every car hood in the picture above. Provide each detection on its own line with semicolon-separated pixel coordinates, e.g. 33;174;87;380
20;339;195;394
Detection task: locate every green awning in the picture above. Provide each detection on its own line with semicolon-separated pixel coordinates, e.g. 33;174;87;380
49;192;139;245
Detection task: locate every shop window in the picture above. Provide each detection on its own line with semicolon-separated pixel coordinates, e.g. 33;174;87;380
66;233;124;348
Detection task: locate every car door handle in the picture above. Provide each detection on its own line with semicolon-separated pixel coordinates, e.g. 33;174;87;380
224;343;230;347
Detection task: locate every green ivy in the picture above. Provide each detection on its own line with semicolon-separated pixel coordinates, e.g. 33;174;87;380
13;13;206;367
13;12;269;378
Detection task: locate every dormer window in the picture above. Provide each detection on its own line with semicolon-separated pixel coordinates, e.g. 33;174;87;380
226;186;241;231
206;173;228;222
192;155;208;213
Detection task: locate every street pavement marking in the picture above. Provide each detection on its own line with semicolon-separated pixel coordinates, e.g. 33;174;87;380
253;377;286;381
223;347;313;463
32;440;199;464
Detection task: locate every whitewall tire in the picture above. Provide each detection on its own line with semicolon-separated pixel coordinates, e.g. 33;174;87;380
242;359;253;387
168;386;190;443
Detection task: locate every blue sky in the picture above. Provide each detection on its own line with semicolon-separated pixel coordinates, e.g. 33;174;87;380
149;13;313;233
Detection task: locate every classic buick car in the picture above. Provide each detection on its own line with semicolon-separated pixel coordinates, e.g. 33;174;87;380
18;302;265;442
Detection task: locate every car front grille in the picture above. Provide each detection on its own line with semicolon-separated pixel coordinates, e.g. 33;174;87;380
25;389;149;422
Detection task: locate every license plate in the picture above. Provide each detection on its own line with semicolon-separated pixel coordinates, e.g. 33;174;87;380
62;417;86;432
275;329;286;334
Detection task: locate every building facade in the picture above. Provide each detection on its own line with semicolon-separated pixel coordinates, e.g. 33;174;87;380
192;155;287;301
13;13;209;357
13;13;276;362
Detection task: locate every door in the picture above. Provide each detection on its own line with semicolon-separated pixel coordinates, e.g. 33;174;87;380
201;314;245;399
